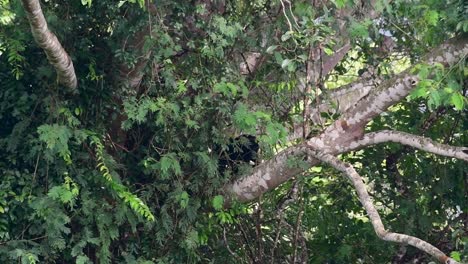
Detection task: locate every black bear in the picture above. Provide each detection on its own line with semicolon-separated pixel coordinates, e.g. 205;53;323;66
217;135;259;175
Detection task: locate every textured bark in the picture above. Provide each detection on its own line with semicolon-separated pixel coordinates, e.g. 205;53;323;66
118;26;154;90
225;36;467;263
110;0;158;146
309;77;382;125
341;130;468;161
227;145;318;203
310;151;460;264
21;0;77;90
309;36;468;154
228;36;468;202
118;0;158;91
342;37;468;128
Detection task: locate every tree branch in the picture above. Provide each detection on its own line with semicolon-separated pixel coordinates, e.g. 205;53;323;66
21;0;77;90
229;27;466;208
307;36;467;152
117;0;158;91
340;130;468;161
342;36;468;128
225;145;318;203
309;149;460;264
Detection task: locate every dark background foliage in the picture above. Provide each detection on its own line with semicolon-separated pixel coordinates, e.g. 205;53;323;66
0;0;466;263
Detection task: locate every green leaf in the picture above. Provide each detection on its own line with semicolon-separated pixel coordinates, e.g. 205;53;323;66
160;153;182;177
324;47;334;55
214;82;238;97
417;65;430;79
287;60;297;72
81;0;92;7
76;255;92;264
281;59;291;69
274;52;283;65
233;104;257;131
424;10;439;26
281;31;294;42
178;191;189;209
266;45;278;54
311;166;322;172
37;124;72;163
450;251;461;261
450;93;464;110
349;20;371;39
332;0;347;8
212;195;224;210
409;86;428;99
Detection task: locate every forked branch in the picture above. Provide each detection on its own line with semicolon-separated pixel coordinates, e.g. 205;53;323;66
308;149;460;264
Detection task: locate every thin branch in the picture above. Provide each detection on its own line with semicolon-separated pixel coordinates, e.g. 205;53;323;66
236;220;257;263
21;0;77;90
223;226;240;260
270;180;300;263
342;130;468;161
292;185;305;264
254;201;264;262
308;149;460;264
279;0;293;32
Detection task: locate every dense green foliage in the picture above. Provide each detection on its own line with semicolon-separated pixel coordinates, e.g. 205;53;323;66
0;0;466;263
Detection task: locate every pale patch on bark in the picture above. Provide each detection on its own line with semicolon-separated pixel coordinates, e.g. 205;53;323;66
310;78;378;125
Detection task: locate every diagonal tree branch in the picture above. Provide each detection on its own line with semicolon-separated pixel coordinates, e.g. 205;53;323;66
228;33;466;200
340;130;468;161
21;0;77;90
226;145;318;203
308;36;468;152
342;36;468;128
308;149;460;264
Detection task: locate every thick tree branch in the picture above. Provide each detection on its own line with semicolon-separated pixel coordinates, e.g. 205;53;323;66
307;36;468;153
226;145;318;203
309;150;460;264
342;36;468;128
309;77;382;125
340;130;468;161
230;37;467;203
21;0;77;90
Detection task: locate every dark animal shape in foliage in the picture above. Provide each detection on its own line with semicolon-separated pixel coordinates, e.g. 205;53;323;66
217;135;259;175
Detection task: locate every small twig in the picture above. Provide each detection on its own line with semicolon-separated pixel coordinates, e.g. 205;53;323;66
223;226;240;259
291;185;305;264
270;180;300;263
29;153;41;198
279;0;293;32
237;220;257;263
254;201;264;262
284;0;299;28
340;130;468;161
0;235;47;246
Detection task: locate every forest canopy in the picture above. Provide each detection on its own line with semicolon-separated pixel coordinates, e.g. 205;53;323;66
0;0;467;263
